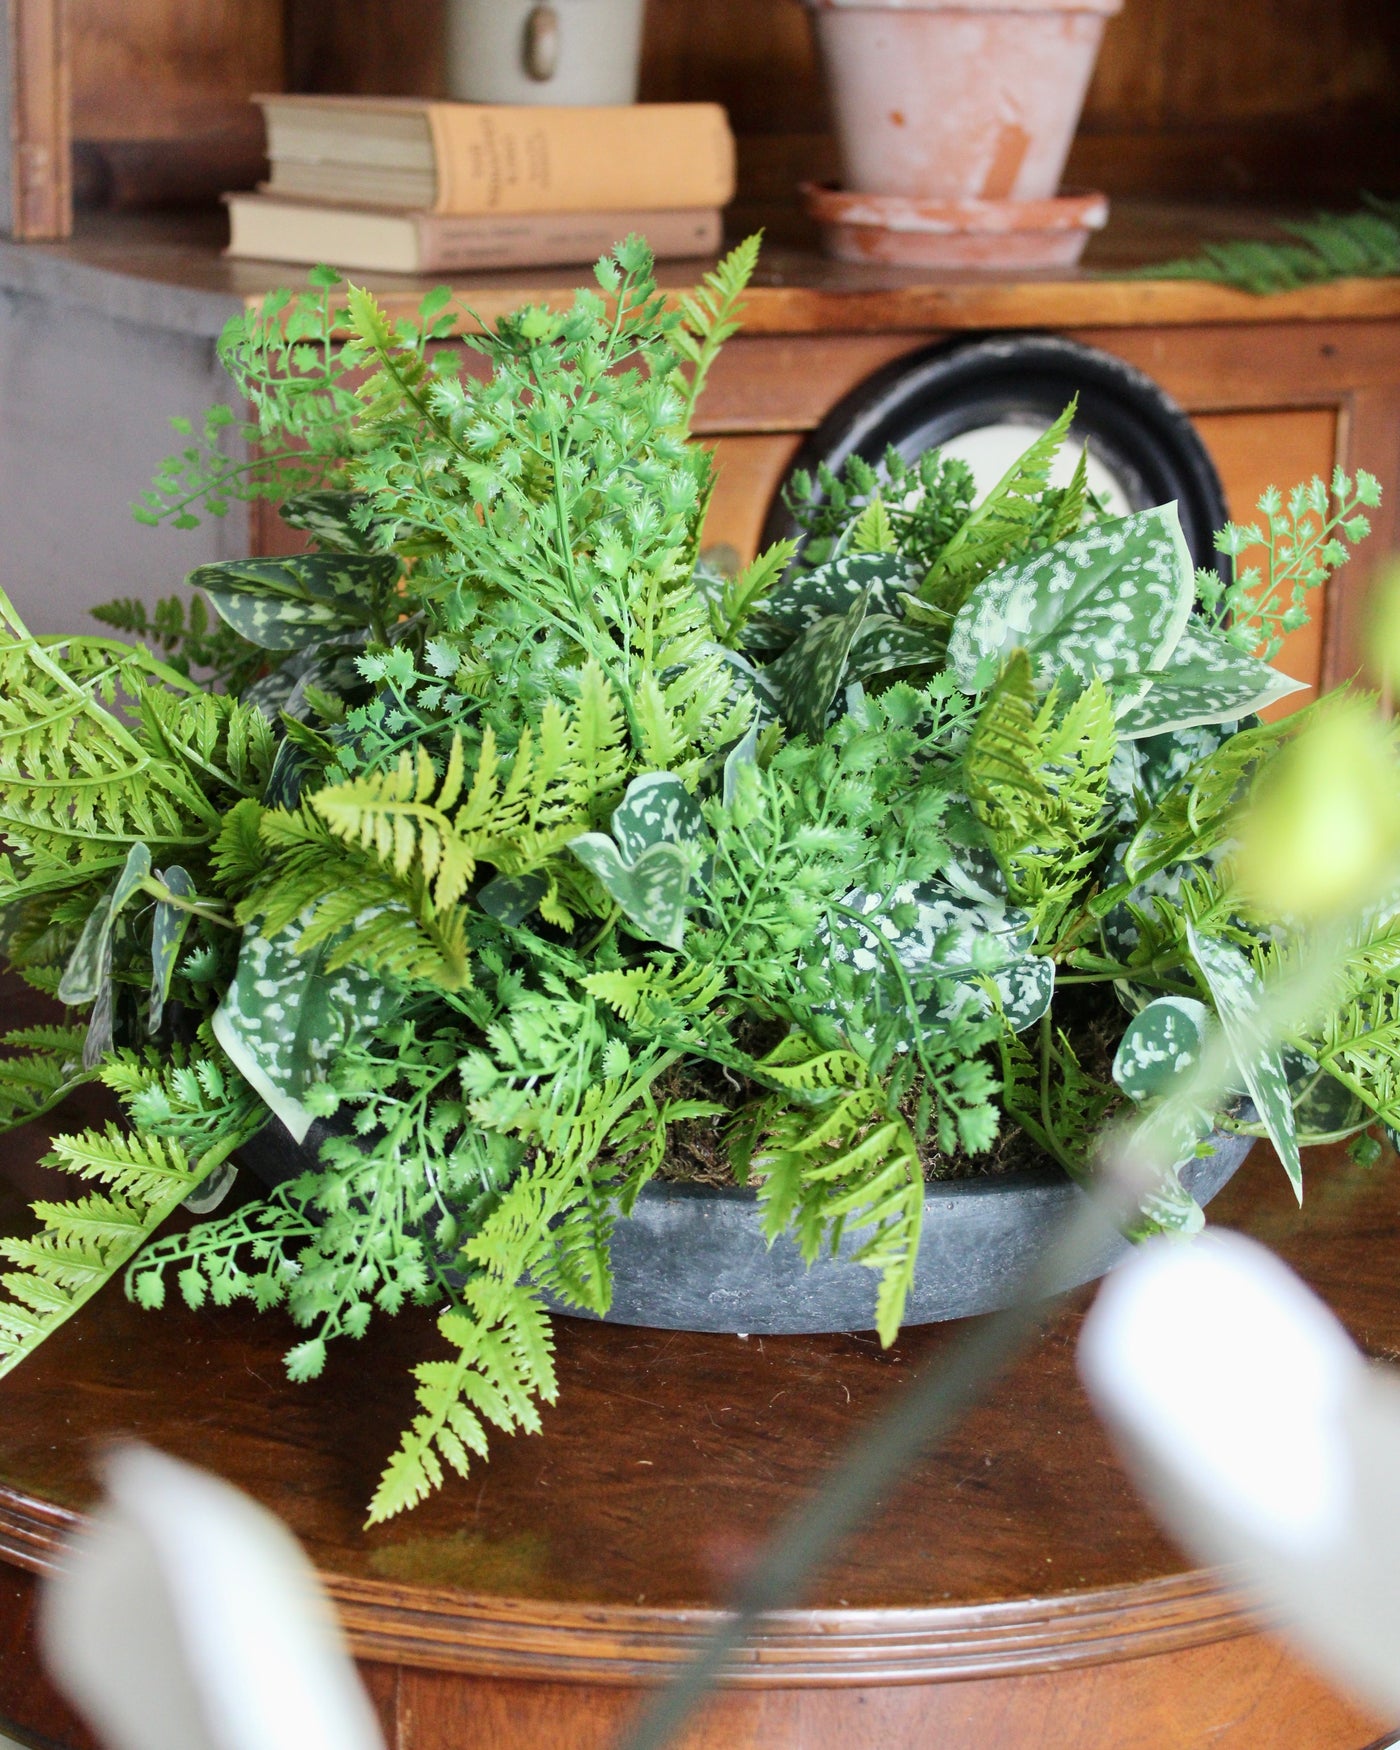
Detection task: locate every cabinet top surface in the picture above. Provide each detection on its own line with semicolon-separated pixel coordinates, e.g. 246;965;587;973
3;205;1400;338
0;974;1393;1680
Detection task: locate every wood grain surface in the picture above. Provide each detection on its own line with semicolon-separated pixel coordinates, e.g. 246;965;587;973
1;0;70;240
0;972;1395;1745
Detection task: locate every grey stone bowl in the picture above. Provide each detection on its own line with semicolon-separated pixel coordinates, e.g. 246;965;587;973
236;1118;1254;1336
542;1130;1254;1334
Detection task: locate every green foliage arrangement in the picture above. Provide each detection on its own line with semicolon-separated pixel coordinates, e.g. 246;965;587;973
1130;195;1400;296
1;237;1396;1522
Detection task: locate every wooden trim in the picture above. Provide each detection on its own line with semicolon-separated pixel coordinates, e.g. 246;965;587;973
0;1480;1264;1688
2;0;69;240
356;274;1400;342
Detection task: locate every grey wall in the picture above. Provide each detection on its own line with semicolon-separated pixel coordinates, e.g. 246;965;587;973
0;286;250;637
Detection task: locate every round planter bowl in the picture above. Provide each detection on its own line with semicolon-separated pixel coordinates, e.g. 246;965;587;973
801;0;1123;204
235;1122;1255;1338
544;1133;1254;1334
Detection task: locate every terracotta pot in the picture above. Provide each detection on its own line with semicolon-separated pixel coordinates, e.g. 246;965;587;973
801;0;1122;204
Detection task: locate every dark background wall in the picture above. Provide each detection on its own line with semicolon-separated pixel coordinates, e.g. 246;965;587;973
63;0;1400;225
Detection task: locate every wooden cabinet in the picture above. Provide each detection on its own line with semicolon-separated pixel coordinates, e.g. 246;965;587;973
4;213;1398;695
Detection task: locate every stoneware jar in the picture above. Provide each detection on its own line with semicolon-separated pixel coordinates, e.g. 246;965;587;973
444;0;647;107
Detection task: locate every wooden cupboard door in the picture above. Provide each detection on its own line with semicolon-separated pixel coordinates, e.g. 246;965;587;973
700;433;803;567
1194;407;1340;715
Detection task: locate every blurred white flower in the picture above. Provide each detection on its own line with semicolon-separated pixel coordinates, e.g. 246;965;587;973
40;1446;385;1750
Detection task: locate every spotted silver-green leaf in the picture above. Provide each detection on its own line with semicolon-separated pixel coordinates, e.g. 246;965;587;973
611;773;706;862
568;836;701;950
191;554;398;651
211;915;395;1143
477;872;548;926
835;881;1035;983
569;773;707;949
713;646;781;727
1124;1157;1206;1239
1114;622;1306;738
279;490;388;554
948;503;1195;693
845;614;946;684
1112;996;1212;1102
722;724;760;808
148;865;196;1033
1187;923;1303;1198
755;552;915;641
240;636;370;721
982;952;1056;1032
764;589;871;741
1285;1048;1367;1138
58;842;152;1005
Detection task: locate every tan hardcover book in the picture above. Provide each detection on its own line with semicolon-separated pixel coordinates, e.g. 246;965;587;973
225;192;723;274
255;96;735;216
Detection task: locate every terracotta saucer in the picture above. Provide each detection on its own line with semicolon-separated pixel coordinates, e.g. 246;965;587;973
801;183;1110;270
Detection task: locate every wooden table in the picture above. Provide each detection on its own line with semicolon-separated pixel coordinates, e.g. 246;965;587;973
0;976;1395;1749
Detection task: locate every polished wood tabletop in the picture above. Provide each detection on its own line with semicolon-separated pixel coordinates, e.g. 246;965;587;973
0;971;1392;1747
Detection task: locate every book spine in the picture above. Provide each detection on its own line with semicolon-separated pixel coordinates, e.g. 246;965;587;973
413;208;723;272
425;104;735;217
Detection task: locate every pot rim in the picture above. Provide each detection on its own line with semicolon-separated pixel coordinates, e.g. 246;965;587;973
801;182;1109;235
801;0;1122;15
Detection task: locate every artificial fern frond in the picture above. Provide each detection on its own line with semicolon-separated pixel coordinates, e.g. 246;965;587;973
0;1023;91;1133
582;959;726;1027
922;400;1077;607
1132;198;1400;296
369;1280;556;1523
743;1034;924;1344
965;656;1116;936
670;232;762;424
0;1124;213;1380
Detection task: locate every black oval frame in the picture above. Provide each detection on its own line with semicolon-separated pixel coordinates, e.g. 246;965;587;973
759;333;1230;573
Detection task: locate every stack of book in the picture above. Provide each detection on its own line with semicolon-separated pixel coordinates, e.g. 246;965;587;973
226;95;736;275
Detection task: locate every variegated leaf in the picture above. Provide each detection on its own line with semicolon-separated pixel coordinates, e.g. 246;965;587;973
982;953;1056;1033
835;882;1036;982
148;865;196;1033
58;842;153;1006
211;915;395;1144
1187;924;1303;1198
569;773;708;949
1285;1048;1367;1137
1114;621;1307;739
948;503;1195;693
764;589;871;741
278;490;388;554
567;837;700;951
477;872;549;926
190;554;398;651
845;614;946;684
240;637;370;722
610;773;706;864
722;724;760;808
754;551;915;642
1112;996;1212;1102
